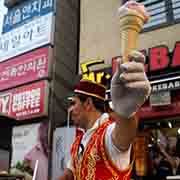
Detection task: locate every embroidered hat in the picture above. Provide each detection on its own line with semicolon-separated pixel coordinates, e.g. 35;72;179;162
73;79;106;101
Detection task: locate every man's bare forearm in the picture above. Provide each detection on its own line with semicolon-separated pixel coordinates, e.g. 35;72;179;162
111;112;138;151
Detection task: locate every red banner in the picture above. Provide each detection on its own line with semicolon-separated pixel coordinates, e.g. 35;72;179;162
111;42;180;80
138;94;180;119
0;47;52;91
0;81;49;120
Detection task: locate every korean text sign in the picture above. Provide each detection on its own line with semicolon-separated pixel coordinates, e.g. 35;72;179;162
0;13;54;62
3;0;54;33
0;80;49;120
0;47;52;91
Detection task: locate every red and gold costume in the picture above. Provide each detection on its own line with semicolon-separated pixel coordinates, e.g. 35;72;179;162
71;118;134;180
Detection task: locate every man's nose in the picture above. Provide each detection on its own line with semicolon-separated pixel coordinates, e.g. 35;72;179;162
68;106;74;113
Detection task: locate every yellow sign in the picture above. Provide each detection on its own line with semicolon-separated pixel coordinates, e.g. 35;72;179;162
80;59;111;84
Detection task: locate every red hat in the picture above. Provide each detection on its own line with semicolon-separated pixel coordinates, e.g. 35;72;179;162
74;79;106;101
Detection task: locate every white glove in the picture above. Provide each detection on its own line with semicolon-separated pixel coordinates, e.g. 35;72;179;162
110;51;151;118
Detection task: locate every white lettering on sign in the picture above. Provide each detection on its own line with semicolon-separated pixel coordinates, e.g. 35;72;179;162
12;88;41;112
152;80;180;92
0;55;47;81
15;108;40;117
0;93;11;113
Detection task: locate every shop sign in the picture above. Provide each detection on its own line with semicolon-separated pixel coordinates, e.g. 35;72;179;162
151;78;180;92
80;41;180;85
81;41;180;86
143;43;180;74
0;12;54;62
0;47;52;91
138;94;180;119
150;91;171;106
80;59;111;84
112;42;180;80
0;80;49;120
3;0;54;33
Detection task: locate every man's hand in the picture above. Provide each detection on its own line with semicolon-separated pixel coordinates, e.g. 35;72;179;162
111;51;151;118
58;168;74;180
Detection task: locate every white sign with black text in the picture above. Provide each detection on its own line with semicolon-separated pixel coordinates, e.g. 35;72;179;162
0;12;54;62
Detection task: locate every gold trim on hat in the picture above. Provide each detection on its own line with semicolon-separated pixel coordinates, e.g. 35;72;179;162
80;79;106;89
74;90;105;100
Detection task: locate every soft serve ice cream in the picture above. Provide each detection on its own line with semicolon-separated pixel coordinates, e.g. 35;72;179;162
118;1;150;62
118;0;149;22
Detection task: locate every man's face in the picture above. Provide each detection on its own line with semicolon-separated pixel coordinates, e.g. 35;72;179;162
68;96;87;128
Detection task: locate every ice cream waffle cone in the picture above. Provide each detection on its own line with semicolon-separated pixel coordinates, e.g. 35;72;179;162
119;10;146;62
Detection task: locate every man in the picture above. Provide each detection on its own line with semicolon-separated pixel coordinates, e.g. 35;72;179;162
59;47;151;180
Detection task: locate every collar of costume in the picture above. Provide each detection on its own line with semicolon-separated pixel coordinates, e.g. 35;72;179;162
83;113;109;136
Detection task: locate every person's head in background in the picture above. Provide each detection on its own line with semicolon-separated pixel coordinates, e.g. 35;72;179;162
38;122;49;157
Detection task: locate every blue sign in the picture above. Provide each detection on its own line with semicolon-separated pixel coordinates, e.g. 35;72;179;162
0;0;8;34
3;0;54;33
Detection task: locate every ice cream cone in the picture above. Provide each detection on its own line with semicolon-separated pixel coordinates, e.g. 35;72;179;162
119;10;146;62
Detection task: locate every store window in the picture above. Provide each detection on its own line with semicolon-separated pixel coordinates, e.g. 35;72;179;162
127;0;180;31
139;119;180;178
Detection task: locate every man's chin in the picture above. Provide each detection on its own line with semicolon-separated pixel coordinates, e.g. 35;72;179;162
71;119;79;127
74;122;79;127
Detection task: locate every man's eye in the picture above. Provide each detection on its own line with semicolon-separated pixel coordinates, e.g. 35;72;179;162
69;101;75;106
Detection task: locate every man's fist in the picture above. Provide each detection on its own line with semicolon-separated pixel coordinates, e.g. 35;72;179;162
111;51;151;118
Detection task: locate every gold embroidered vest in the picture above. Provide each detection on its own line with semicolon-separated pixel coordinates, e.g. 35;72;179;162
71;119;133;180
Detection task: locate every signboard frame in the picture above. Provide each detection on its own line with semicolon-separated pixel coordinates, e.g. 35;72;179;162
0;12;55;62
0;46;53;91
3;0;55;33
0;80;49;120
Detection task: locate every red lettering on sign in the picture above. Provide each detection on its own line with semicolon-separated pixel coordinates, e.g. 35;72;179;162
113;42;180;78
171;42;180;67
140;49;148;72
149;46;169;71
